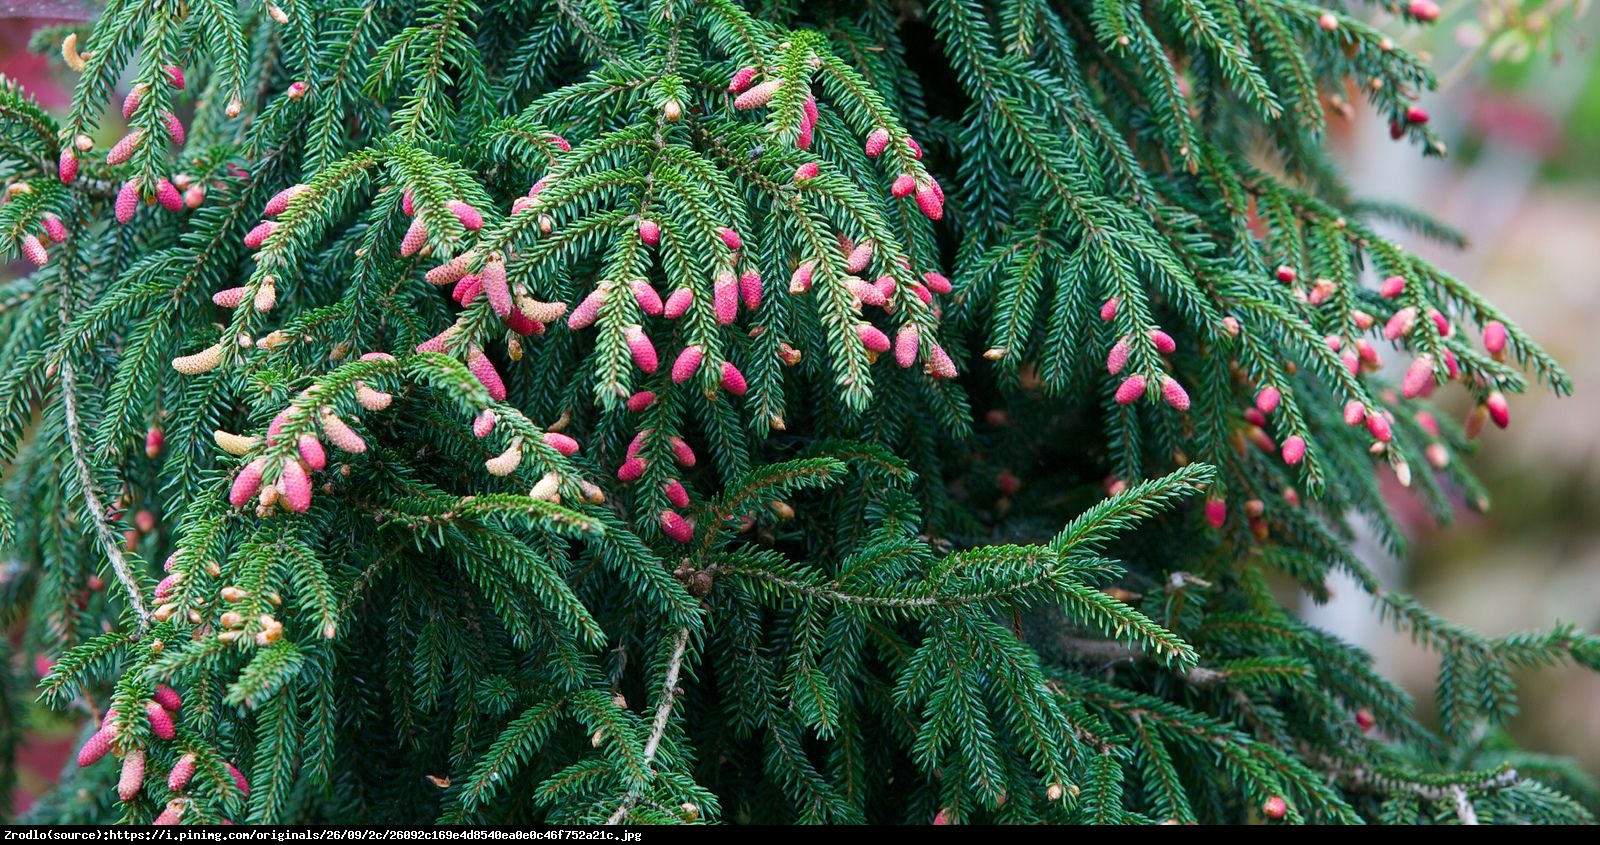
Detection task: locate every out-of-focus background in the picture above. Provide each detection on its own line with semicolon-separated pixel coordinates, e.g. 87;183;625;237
2;0;1598;815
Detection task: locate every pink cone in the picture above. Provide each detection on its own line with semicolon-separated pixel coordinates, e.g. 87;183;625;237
402;189;416;216
1486;392;1510;429
230;458;266;507
714;273;739;324
400;216;428;256
717;227;742;251
264;184;308;217
568;288;606;329
227;763;249;797
1256;387;1281;414
739;270;763;311
41;212;67;243
1366;411;1393;442
153;685;182;713
1380;275;1405;298
907;137;925;159
107;130;143;165
914;181;943;220
1483;320;1507;355
154;803;182;825
865;128;890;157
1408;0;1440;22
146;701;176;740
1430;309;1451;336
927;345;958;379
1205;498;1226;528
631;280;664;316
119;749;146;801
669;437;697;467
473;409;496;438
482;259;511;317
1344;401;1366;426
156;179;183;212
1281;435;1306;465
626;391;655;413
453;274;483;304
845;242;874;274
1402;355;1434;399
923;271;952;295
1106;339;1130;375
617;457;646;482
789;260;815;294
624;326;659;374
116;179;142;224
1160;377;1190;410
122;87;143;118
1099;298;1119;322
19;234;46;266
1443;348;1459;379
663;479;690;509
728;66;758;93
321;412;367;453
733;79;781;109
795;161;819;181
162;112;185;146
639;219;660;246
426;253;472;285
894;325;919;368
1114;375;1146;405
467;348;506;401
890;174;915;197
1149;329;1176;354
244;220;278;249
660;510;693;543
59;149;78;184
671;345;704;383
446;200;483;231
664;287;693;319
1416;411;1441;438
1384;306;1418;341
168;754;196;791
721;361;748;395
1245;408;1267;427
857;324;891;353
77;725;116;767
281;459;312;512
541;432;579;456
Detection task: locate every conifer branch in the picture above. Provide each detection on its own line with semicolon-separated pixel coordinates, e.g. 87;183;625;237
605;626;690;825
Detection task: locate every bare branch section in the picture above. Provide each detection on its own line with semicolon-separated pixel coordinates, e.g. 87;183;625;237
606;626;691;825
1055;635;1227;687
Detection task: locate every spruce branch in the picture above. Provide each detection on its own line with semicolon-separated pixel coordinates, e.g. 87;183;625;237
605;625;691;825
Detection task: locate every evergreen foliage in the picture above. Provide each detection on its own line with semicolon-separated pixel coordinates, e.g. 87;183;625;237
0;0;1595;825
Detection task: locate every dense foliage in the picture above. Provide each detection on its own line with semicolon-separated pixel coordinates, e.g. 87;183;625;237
1;0;1596;825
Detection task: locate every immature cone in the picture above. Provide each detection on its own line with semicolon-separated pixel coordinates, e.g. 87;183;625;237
467;347;507;401
486;440;523;476
1160;377;1190;411
446;200;484;231
626;391;655;413
184;184;205;208
482;257;512;317
844;241;874;274
713;274;739;324
168;754;197;791
472;409;496;438
1281;435;1307;465
172;342;225;375
146;701;176;740
864;128;890;157
118;749;146;801
655;286;691;320
244;220;278;249
733;79;782;109
624;325;659;374
542;432;579;456
1205;497;1226;529
660;510;693;543
1105;339;1131;375
41;212;67;243
281;459;312;512
671;345;705;383
794;161;819;181
320;410;368;453
890;173;916;198
106;129;143;165
254;277;277;312
1486;392;1510;429
1149;329;1176;354
638;219;660;246
58;149;78;184
1402;355;1434;399
1099;297;1119;321
739;269;764;311
400;216;428;256
617;457;646;482
1407;0;1441;22
19;234;47;266
1365;411;1393;443
1263;796;1288;820
227;763;250;797
1255;387;1281;414
1343;401;1366;426
115;179;142;224
926;345;958;380
669;437;697;467
789;260;815;294
529;472;562;502
922;271;952;296
264;184;308;217
727;65;758;93
214;430;259;455
856;324;891;353
1464;404;1488;440
1379;275;1405;298
1482;320;1507;357
663;479;691;509
77;724;117;767
356;382;392;412
155;179;183;212
629;280;664;316
568;287;607;329
894;324;919;368
162;112;185;145
153;801;183;825
720;361;748;395
717;227;743;251
453;275;482;304
914;180;944;220
1114;375;1146;405
1383;306;1418;340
